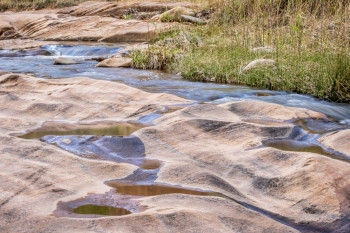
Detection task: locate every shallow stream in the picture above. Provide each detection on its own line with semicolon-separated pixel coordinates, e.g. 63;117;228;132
1;43;350;124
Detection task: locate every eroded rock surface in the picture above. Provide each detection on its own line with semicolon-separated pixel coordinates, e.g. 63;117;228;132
1;71;349;232
58;1;198;19
319;129;350;156
96;57;132;68
0;1;198;42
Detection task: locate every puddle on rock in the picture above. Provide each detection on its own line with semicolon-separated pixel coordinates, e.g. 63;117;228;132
73;204;131;216
264;140;332;156
18;122;144;139
106;181;222;198
295;118;349;134
54;190;140;218
55;174;225;218
263;126;350;161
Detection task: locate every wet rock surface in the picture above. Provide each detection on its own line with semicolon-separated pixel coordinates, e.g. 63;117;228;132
96;57;132;68
54;57;78;65
1;70;350;232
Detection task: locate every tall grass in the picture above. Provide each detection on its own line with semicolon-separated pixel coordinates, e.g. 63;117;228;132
133;0;350;102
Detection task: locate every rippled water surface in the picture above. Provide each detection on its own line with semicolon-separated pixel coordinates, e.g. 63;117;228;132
1;44;350;123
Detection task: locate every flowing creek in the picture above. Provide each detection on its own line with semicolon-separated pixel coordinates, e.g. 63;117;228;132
1;44;350;123
3;43;349;227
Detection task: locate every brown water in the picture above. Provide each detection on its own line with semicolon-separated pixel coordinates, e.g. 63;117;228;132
19;123;143;139
264;140;332;156
140;160;162;170
107;182;222;197
73;204;131;216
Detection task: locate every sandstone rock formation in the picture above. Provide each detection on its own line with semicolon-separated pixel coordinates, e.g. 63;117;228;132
96;57;132;68
0;39;56;50
0;1;199;42
58;1;198;19
319;129;350;156
1;71;349;232
54;57;78;65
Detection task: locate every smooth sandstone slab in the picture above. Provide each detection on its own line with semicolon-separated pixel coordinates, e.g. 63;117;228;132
0;13;172;42
319;129;350;156
96;57;132;67
0;71;349;232
54;57;78;65
0;1;198;42
0;71;302;233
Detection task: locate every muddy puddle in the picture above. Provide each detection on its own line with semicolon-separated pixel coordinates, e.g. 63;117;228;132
18;122;144;139
106;182;222;197
139;160;162;170
73;204;131;216
264;139;332;156
56;179;224;218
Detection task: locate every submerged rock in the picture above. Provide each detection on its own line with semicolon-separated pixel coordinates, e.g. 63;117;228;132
96;57;132;68
53;57;78;65
242;59;276;72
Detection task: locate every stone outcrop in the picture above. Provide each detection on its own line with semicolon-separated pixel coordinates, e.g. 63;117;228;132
242;59;276;72
319;129;350;156
0;71;349;232
96;57;132;68
58;1;198;19
54;57;78;65
0;39;56;50
0;12;172;42
0;1;199;42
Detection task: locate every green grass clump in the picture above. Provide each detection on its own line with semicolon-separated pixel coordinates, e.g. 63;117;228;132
133;0;350;102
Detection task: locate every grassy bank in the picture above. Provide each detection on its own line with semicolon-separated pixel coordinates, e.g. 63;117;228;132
133;0;350;102
0;0;91;11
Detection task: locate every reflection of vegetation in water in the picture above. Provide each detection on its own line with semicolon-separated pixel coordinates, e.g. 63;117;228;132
132;0;350;102
19;125;143;139
73;204;131;216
